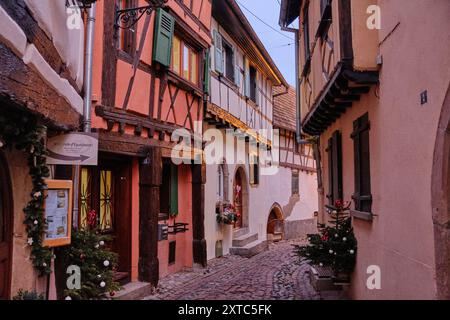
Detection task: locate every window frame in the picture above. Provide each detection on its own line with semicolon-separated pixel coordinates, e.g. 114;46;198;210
171;34;200;87
117;0;138;57
222;39;235;83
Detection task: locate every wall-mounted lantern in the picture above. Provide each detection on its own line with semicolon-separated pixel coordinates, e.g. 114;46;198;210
115;0;169;30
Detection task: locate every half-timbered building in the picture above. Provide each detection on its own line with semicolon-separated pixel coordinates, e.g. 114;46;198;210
271;86;318;240
0;1;84;298
204;0;317;260
280;0;450;299
89;0;211;288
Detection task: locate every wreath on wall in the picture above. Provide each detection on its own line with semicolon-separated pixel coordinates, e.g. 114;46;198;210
0;110;52;275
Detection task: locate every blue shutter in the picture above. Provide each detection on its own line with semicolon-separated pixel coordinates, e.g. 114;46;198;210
152;8;175;67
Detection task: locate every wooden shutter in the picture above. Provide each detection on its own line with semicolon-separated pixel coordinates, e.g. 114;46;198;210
327;131;343;204
170;164;178;216
233;47;240;87
244;57;250;97
153;8;175;67
352;113;372;212
255;72;260;106
213;30;223;74
204;49;210;95
326;137;333;204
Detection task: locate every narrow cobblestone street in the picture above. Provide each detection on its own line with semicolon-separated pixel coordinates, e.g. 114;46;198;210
144;239;343;300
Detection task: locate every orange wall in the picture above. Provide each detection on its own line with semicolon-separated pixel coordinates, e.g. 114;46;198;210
158;164;193;278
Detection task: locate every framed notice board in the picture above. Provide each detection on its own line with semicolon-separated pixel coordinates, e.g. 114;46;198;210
43;180;73;247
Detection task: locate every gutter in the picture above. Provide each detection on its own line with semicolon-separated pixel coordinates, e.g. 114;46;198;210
83;4;97;133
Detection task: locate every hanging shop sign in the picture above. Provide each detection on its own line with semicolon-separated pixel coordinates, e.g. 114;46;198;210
46;132;98;166
43;180;73;247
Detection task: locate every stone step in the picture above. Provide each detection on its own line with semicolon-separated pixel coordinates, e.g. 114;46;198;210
114;281;154;300
232;232;258;247
230;239;268;258
233;227;249;238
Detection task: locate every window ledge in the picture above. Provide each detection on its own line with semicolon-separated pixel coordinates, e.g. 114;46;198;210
350;210;373;222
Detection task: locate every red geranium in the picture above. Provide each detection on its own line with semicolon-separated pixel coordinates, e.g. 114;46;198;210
87;209;97;229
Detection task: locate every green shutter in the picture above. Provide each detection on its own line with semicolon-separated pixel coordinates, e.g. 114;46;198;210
204;49;211;95
153;8;175;67
213;30;223;74
170;164;178;216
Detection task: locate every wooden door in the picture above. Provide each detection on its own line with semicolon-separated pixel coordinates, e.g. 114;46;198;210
80;156;131;282
0;151;12;299
233;171;243;229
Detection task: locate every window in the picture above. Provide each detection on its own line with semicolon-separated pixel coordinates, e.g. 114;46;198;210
249;65;257;103
292;170;299;195
160;161;178;219
223;41;235;82
169;241;176;264
326;130;343;205
117;0;137;56
352;113;372;213
171;36;199;85
249;154;260;185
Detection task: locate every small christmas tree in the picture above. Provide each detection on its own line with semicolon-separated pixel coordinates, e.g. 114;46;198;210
295;200;357;281
60;210;121;300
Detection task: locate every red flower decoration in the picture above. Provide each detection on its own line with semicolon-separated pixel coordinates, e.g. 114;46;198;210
87;210;97;229
335;199;343;208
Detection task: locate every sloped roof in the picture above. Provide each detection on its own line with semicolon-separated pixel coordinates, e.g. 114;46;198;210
273;85;297;131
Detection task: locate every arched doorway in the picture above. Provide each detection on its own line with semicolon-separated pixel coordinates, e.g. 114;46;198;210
432;84;450;299
267;204;284;242
0;151;13;300
233;166;248;229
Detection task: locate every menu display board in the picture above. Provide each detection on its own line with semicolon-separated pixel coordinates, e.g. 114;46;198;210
43;180;73;247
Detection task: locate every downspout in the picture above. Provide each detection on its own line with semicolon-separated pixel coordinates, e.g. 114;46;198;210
83;4;97;133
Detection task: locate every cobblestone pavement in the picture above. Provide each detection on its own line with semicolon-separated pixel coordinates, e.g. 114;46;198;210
144;238;344;300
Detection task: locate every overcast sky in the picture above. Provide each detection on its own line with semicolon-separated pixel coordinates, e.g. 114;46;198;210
237;0;298;87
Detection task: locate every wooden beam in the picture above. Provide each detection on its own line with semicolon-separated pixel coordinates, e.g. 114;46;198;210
0;43;80;129
139;147;162;286
191;164;207;267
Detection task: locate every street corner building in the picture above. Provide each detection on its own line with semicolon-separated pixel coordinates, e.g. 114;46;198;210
279;0;450;299
0;1;84;298
203;0;318;261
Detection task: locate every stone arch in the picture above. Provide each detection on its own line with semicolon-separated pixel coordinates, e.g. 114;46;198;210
432;82;450;299
267;203;284;241
232;165;249;229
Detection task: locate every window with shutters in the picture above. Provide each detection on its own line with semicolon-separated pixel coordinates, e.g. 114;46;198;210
160;161;179;220
326;130;343;205
351;113;372;213
292;170;299;195
171;36;199;85
117;0;137;56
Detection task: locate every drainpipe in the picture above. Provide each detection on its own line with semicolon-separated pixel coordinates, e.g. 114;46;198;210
83;4;97;133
